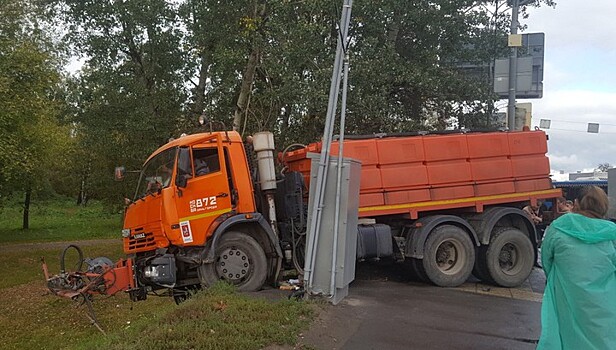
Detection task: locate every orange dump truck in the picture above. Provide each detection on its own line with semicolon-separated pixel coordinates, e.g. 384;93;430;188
284;129;560;287
53;129;558;304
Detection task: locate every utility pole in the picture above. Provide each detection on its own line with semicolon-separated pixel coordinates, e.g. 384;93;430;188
304;0;353;301
507;0;519;130
507;0;535;130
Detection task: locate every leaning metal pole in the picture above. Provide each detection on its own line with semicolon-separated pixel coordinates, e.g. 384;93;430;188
507;0;519;130
329;50;351;298
304;0;353;292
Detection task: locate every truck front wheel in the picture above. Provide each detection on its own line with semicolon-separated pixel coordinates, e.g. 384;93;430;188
482;227;534;287
422;225;475;287
198;231;268;292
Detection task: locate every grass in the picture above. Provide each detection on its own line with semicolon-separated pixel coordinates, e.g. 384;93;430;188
0;241;125;289
0;276;313;350
0;278;173;350
0;197;122;244
79;283;313;350
0;241;164;350
0;199;315;350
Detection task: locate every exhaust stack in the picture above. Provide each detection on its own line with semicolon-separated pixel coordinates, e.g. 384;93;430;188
252;132;278;234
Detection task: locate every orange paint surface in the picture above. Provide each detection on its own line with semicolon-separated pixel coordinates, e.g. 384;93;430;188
284;130;559;217
122;132;255;254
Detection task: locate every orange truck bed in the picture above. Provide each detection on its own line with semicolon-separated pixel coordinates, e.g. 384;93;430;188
284;130;561;219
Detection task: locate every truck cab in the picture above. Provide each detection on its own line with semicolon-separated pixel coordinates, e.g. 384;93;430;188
123;132;255;251
121;132;281;301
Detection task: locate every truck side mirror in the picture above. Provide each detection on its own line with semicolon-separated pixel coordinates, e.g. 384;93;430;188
176;147;192;188
114;166;126;181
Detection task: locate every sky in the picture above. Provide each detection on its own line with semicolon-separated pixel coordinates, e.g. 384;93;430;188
518;1;616;177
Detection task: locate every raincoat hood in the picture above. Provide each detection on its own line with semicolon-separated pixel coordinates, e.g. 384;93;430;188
550;213;616;244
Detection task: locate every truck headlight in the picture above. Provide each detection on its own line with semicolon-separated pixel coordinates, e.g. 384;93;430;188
121;229;131;238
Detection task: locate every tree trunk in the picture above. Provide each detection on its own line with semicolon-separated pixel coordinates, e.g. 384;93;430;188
232;46;260;132
23;189;31;230
77;178;87;206
191;52;211;120
280;104;291;145
232;2;266;132
77;160;91;206
386;19;400;48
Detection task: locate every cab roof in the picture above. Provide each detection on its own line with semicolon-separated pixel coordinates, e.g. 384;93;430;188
144;131;243;164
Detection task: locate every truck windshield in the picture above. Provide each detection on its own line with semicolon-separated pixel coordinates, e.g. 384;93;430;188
134;147;177;200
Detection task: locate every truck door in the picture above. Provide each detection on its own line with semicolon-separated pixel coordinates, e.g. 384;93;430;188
173;134;233;246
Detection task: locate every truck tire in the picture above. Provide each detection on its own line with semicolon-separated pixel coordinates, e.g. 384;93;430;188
404;258;429;283
483;227;534;287
422;225;475;287
198;231;268;292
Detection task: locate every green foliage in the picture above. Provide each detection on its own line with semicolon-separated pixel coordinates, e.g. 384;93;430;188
251;0;338;145
0;0;68;198
335;1;500;131
28;0;556;203
54;0;188;203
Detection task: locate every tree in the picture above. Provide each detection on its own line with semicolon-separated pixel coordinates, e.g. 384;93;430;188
0;0;68;228
243;0;338;143
178;0;278;134
47;0;558;205
54;0;188;203
597;163;612;172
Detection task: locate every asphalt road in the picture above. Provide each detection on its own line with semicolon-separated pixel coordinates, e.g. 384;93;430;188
293;261;542;350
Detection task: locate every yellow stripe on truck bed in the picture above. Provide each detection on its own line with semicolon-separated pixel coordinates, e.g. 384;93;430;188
358;189;561;213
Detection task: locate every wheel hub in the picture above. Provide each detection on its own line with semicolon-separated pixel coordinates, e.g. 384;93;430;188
216;246;250;283
498;243;518;273
435;240;464;275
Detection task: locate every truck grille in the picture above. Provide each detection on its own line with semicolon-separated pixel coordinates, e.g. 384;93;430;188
126;231;156;252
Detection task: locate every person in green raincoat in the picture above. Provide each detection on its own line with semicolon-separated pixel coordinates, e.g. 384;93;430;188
538;186;616;349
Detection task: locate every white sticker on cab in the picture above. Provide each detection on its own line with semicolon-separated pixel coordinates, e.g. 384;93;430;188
180;221;193;244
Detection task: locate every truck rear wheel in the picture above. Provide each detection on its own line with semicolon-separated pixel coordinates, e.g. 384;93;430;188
422;225;475;287
483;227;534;287
198;231;268;292
404;258;429;283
